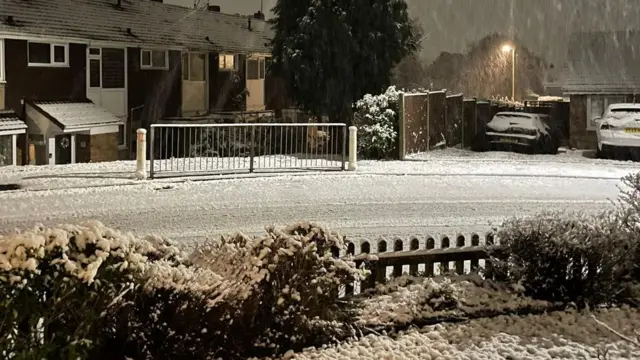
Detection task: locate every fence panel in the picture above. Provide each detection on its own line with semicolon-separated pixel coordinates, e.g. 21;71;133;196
401;93;430;156
445;94;464;147
149;123;347;178
428;91;447;148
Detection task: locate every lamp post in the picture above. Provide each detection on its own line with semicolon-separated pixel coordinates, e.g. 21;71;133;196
501;44;515;101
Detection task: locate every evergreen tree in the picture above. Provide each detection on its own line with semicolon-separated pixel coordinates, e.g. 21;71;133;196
270;0;416;122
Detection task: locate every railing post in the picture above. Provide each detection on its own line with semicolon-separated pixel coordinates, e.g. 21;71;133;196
249;126;255;173
149;127;155;179
341;125;347;170
348;126;357;171
136;128;147;180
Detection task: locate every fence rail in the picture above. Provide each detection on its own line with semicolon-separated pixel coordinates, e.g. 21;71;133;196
333;232;500;296
149;123;348;178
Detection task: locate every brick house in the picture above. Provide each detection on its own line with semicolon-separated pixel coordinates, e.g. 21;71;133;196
0;0;272;165
562;31;640;150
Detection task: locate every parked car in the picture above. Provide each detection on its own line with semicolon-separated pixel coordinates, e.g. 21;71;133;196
595;103;640;160
480;112;559;154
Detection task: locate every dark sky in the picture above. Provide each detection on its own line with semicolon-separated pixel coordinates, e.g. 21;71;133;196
165;0;640;65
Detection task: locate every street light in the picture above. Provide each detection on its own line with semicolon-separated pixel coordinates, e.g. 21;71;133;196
501;44;516;101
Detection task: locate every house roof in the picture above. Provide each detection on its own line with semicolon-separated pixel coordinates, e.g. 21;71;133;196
562;31;640;95
0;0;272;54
0;110;27;132
27;100;124;131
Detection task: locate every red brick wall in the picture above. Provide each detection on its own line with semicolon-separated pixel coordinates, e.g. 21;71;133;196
90;133;118;163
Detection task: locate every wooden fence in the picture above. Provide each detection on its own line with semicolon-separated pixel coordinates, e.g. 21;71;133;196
336;232;500;296
398;91;570;158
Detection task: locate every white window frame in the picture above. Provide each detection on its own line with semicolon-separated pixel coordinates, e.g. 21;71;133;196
0;39;5;82
586;95;628;131
27;42;69;67
219;54;237;71
140;49;169;70
117;119;127;148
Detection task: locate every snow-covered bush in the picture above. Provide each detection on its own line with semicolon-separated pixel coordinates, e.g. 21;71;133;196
190;222;364;356
491;172;640;307
0;221;362;359
0;221;186;359
353;86;404;159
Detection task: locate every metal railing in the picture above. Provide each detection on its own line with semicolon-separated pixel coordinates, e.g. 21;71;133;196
149;123;348;178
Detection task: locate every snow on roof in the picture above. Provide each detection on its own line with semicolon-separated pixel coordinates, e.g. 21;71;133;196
27;100;123;130
608;103;640;110
0;110;27;132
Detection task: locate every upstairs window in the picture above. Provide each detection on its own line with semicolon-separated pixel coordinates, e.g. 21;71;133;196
28;42;68;67
246;57;266;80
140;49;168;70
218;54;236;71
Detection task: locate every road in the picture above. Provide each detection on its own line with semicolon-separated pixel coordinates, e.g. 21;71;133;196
0;170;622;249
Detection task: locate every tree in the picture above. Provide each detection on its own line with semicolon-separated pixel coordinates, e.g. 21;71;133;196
391;21;429;90
426;33;546;99
270;0;417;122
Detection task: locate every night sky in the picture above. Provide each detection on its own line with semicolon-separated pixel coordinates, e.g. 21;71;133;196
164;0;640;65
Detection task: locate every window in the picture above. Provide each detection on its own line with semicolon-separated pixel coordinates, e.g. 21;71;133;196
101;48;125;88
218;54;236;71
182;53;205;81
587;95;627;130
140;49;168;69
0;135;13;166
27;42;68;66
117;123;126;147
246;57;266;80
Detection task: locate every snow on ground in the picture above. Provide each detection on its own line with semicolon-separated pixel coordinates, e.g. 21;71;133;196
0;149;636;191
277;308;640;360
0;148;634;248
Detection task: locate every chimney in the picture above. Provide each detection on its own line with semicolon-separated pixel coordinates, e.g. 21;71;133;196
253;11;265;20
248;17;252;31
207;5;220;12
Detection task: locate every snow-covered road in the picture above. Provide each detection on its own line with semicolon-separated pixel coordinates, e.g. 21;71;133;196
0;153;629;247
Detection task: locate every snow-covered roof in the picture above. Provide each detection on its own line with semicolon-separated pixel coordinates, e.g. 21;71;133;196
27;100;123;130
562;31;640;95
0;110;27;133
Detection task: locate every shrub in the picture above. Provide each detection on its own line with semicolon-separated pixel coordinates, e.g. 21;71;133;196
0;221;186;359
0;221;362;360
353;86;404;159
190;222;364;357
490;172;640;307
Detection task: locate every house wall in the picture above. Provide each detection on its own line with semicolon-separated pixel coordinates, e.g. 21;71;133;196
209;53;247;112
4;40;86;116
569;94;636;150
90;132;118;162
127;48;181;129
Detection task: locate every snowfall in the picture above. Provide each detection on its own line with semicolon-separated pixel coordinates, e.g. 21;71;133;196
2;148;640;359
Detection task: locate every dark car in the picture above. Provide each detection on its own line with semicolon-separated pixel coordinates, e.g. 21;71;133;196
480;112;559;154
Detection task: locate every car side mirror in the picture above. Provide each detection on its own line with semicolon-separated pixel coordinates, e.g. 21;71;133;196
593;116;602;122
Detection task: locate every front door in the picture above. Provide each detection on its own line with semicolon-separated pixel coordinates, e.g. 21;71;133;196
75;134;91;163
246;56;266;111
55;134;72;165
181;52;207;115
87;47;127;130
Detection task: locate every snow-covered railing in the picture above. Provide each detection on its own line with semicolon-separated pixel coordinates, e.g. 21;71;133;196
337;232;501;296
146;123;351;178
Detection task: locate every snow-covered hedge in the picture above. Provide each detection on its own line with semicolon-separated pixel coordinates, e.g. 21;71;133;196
353;86;404;159
491;172;640;307
0;221;362;360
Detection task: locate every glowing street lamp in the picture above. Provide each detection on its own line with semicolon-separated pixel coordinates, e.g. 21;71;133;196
501;44;516;101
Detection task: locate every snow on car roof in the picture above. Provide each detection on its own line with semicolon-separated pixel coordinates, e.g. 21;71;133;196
608;103;640;110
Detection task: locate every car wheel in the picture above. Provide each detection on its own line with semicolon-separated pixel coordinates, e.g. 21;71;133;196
597;147;612;159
